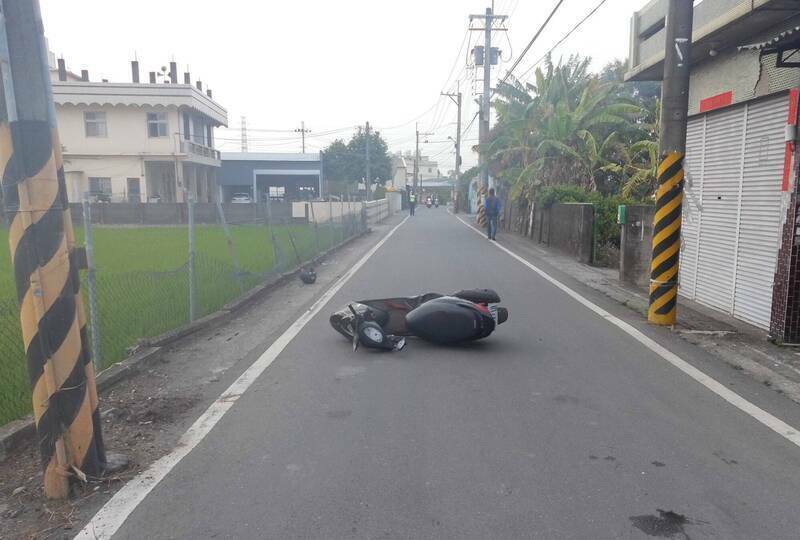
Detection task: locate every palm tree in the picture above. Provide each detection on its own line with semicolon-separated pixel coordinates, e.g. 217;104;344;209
486;54;650;201
608;99;661;198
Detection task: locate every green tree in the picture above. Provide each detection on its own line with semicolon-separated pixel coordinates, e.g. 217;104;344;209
487;55;639;200
485;54;661;203
323;128;392;195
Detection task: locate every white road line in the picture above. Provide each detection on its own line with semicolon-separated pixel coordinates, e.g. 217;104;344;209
75;217;410;540
456;215;800;449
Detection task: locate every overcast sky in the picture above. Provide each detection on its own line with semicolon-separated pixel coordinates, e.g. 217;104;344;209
39;0;651;173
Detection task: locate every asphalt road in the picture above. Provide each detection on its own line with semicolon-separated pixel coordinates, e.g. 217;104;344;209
111;208;800;539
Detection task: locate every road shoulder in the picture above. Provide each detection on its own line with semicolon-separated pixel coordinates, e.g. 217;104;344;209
0;214;405;540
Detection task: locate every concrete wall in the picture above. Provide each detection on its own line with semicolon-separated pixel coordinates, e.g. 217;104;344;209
501;198;533;236
686;15;800;116
525;202;594;263
364;199;390;225
291;199;391;226
387;191;403;214
547;204;595;264
56;103;180;156
292;201;363;223
63;155;148;202
66;202;291;226
619;205;655;289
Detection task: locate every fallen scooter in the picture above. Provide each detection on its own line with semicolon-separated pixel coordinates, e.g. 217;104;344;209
330;289;508;351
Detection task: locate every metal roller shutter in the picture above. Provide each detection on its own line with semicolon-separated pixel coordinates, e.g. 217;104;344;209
732;95;788;328
694;106;746;313
679;116;705;297
679;92;789;330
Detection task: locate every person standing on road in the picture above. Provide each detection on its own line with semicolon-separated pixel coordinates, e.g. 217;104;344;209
484;188;501;240
409;190;417;216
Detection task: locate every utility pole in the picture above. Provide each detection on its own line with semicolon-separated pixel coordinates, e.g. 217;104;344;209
414;123;420;191
415;123;434;192
0;0;106;498
648;0;694;326
241;115;248;152
365;121;371;201
295;121;311;153
470;7;507;191
442;87;462;208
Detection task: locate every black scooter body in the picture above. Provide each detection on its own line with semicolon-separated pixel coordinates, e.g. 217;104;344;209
405;297;495;344
329;289;507;350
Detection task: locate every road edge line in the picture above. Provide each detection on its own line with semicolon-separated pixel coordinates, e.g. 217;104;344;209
455;214;800;449
75;216;410;540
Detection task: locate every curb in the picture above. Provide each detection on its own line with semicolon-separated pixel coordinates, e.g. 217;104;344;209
0;227;371;462
495;223;800;407
0;345;163;462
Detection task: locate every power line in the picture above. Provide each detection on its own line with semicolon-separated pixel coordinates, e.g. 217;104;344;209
220;125;355;137
462;112;479;137
497;0;565;90
519;0;610;80
377;27;473;132
442;30;471;94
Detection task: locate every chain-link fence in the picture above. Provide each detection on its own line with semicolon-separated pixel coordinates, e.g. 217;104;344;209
0;200;370;425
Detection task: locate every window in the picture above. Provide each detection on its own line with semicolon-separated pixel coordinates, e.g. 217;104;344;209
84;111;107;137
182;113;191;141
127;178;141;203
192;116;205;145
147;112;168;138
89;176;111;195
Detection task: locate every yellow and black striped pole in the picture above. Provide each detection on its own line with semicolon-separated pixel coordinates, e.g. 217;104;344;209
648;152;684;324
0;0;105;498
648;0;693;326
476;185;487;228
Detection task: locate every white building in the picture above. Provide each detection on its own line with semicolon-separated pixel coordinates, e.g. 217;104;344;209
396;152;440;185
389;154;408;189
626;0;800;338
49;57;228;203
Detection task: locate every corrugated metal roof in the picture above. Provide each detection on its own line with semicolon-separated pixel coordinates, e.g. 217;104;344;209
221;152;320;162
739;25;800;52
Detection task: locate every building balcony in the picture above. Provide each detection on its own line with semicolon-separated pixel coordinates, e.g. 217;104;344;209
181;140;221;166
626;0;799;81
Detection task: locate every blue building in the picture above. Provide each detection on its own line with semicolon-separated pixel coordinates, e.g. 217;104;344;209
219;152;323;202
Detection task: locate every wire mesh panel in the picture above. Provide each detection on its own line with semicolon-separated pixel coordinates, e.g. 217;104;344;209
91;265;190;367
0;299;29;425
0;203;366;425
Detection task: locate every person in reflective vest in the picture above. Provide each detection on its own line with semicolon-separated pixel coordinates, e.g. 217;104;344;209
409;191;417;216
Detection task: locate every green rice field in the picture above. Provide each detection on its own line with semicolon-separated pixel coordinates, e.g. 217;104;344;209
0;219;354;425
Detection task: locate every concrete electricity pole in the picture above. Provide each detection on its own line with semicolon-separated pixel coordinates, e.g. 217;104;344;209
414;123;420;191
241;115;248;152
0;0;106;498
365;121;371;201
442;88;462;207
470;7;506;191
295;121;311;153
648;0;694;326
415;124;434;193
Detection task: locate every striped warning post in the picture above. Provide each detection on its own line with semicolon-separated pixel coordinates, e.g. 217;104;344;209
0;118;105;498
648;151;685;326
476;185;487;228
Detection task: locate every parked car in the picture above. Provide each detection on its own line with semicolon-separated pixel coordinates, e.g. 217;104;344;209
231;193;252;204
90;191;112;203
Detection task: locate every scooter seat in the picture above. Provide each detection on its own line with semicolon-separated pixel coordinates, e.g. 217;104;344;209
452;288;501;304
